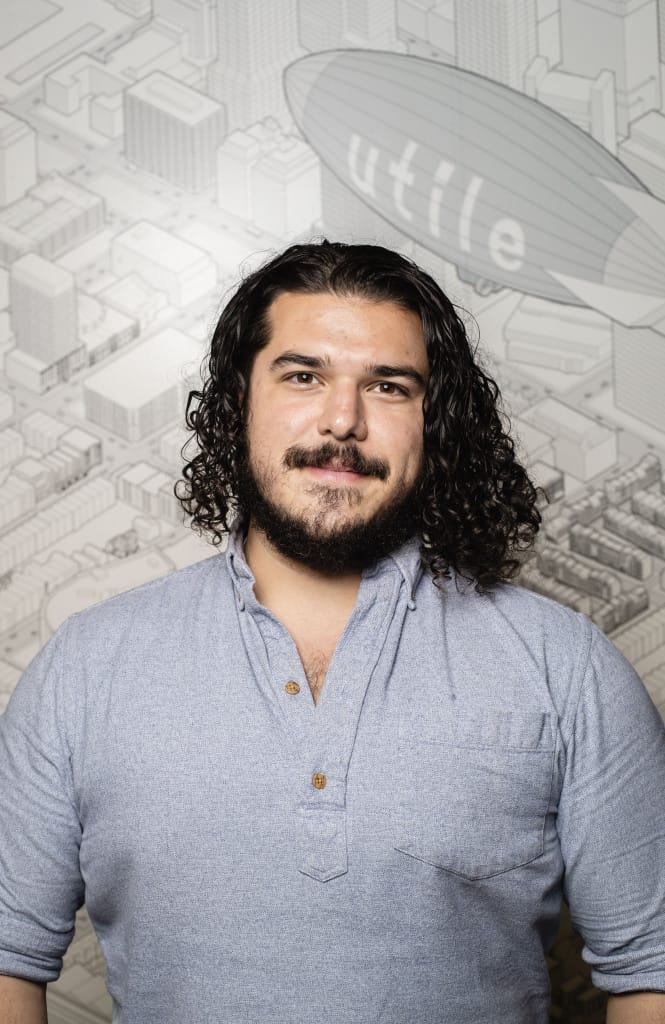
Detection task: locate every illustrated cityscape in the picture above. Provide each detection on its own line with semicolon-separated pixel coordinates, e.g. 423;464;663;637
1;1;665;1021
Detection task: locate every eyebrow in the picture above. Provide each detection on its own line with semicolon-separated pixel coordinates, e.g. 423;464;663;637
269;351;427;390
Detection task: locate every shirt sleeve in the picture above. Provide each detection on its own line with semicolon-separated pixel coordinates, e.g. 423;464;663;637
557;617;665;994
0;619;84;983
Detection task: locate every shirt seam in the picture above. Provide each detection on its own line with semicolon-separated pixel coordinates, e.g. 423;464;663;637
10;623;80;822
5;712;80;823
561;613;594;753
57;615;81;813
67;550;222;619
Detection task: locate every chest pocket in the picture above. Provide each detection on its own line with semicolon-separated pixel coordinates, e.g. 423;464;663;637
393;707;556;880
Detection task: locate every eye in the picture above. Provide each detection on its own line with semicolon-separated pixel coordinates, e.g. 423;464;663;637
373;381;408;396
287;372;318;385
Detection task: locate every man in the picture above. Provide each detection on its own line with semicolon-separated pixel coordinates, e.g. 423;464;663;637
1;241;665;1024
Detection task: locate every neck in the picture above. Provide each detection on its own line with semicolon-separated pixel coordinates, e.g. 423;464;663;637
243;523;362;619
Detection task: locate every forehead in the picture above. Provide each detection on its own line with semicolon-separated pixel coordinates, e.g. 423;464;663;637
263;290;428;367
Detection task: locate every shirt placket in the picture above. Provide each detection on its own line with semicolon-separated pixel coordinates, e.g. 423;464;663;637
229;533;414;883
265;571;405;883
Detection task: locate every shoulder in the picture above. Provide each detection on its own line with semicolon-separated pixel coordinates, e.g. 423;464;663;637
60;550;233;643
492;578;592;638
418;571;597;717
6;552;238;731
462;580;657;727
431;569;592;650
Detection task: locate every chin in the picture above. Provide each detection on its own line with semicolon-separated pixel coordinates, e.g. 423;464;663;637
238;454;422;570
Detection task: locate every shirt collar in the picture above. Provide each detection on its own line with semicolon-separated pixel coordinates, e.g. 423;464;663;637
225;515;253;584
225;516;425;607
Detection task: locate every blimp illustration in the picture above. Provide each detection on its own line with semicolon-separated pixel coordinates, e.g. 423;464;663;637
284;50;665;329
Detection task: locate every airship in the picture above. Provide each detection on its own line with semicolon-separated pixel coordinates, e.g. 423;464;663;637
284;50;665;329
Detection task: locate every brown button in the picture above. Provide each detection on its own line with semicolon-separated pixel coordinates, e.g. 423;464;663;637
312;772;327;789
285;680;300;695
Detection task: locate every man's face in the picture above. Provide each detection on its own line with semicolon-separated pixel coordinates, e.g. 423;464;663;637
238;290;429;573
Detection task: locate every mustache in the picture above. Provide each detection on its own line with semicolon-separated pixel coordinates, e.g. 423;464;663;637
283;443;389;481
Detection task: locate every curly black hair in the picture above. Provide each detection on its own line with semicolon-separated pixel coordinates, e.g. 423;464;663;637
174;240;544;592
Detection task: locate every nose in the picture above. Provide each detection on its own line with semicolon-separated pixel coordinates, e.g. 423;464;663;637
317;381;368;442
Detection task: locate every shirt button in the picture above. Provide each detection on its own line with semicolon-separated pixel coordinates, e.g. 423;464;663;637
285;680;300;695
312;772;327;789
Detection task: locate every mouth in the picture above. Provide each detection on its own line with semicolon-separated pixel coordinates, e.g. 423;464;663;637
284;444;389;482
304;463;369;482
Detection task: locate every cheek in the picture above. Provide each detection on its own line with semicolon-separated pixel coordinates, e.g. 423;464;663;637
403;428;426;480
244;414;273;469
246;398;280;444
246;405;309;471
251;391;317;440
388;416;424;458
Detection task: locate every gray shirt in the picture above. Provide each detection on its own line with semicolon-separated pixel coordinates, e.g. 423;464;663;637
1;525;665;1023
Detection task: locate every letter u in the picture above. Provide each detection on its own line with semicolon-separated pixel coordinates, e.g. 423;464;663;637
348;133;379;198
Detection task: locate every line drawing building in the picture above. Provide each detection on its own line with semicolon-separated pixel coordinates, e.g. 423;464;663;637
217;122;321;236
0;175;105;269
396;0;456;62
0;428;24;473
0;111;37;208
6;254;86;392
115;460;182;523
618;111;665;201
110;221;217;305
504;296;613;373
153;0;217;61
520;396;618;481
124;71;227;191
251;138;321;237
217;119;284;221
455;0;538;90
524;56;617;153
9;255;78;365
297;0;346;50
82;327;201;442
343;0;398;46
558;0;661;135
613;322;665;431
207;0;302;129
0;477;115;579
113;0;152;15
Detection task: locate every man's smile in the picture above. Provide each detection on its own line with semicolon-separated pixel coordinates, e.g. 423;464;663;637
283;441;390;481
303;464;370;483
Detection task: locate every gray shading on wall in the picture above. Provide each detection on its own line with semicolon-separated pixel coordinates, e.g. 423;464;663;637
0;0;664;1020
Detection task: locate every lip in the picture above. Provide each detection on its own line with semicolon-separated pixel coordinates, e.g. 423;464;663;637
305;466;369;483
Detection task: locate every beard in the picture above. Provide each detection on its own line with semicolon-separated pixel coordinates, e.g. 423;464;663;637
234;439;424;574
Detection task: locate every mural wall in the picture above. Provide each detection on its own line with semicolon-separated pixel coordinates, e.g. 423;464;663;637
0;1;664;1021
